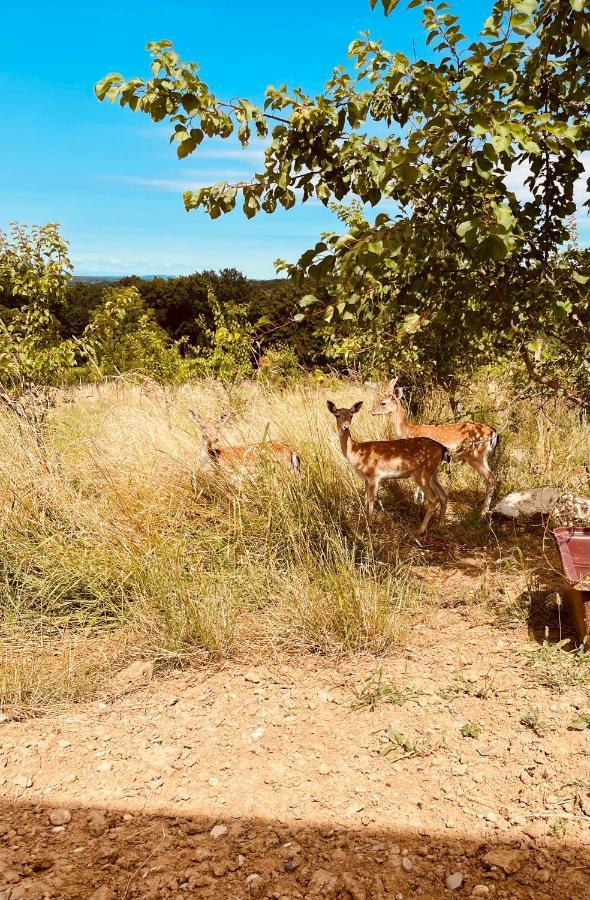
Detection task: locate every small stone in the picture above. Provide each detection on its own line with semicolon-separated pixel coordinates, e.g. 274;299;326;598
523;821;546;841
48;809;71;826
210;824;228;839
446;872;463;890
246;873;261;883
389;854;403;868
212;862;228;877
112;659;153;689
284;859;300;872
484;811;498;823
13;775;33;789
402;857;413;872
451;764;468;776
483;848;523;874
250;726;265;741
471;887;490;897
191;847;211;863
96;761;112;773
244;672;260;684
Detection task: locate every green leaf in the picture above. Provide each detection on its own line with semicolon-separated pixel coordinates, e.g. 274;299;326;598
573;14;590;51
573;272;589;284
457;220;473;238
570;0;585;12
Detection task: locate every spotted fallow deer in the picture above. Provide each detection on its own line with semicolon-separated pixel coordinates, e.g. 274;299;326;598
327;400;448;536
372;382;499;512
190;410;301;475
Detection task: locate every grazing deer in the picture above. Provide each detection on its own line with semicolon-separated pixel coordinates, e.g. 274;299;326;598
326;400;448;536
372;382;499;512
190;410;300;475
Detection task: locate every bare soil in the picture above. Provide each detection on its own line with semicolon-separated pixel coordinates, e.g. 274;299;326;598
1;543;589;899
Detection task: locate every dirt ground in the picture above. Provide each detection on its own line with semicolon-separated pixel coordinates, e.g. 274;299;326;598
1;554;590;900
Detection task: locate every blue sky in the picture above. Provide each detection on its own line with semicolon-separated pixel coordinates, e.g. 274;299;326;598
0;0;562;277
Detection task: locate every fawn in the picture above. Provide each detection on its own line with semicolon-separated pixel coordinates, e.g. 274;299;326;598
327;400;448;536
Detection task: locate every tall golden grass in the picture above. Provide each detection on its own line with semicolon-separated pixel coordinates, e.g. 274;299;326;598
0;372;588;712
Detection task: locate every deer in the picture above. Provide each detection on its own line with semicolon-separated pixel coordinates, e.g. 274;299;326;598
189;410;301;476
326;400;448;537
372;381;499;513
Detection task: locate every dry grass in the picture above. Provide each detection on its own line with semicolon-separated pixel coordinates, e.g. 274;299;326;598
0;372;588;712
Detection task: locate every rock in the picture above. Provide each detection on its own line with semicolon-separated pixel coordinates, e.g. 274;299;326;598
308;869;337;895
451;764;468;776
284;858;300;871
48;809;71;826
389;854;403;868
212;862;228;877
209;824;227;839
250;726;265;741
471;887;490;897
191;847;211;863
13;775;33;789
96;761;112;773
88;889;114;900
402;857;412;872
484;811;498;823
111;660;153;691
523;821;546;841
446;872;463;890
483;848;524;874
477;742;501;758
492;488;561;519
244;672;260;683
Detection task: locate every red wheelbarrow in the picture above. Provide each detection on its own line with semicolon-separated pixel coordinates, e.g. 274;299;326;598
553;527;590;648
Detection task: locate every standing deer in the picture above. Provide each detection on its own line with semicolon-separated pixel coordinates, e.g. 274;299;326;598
190;410;301;475
372;382;499;512
326;400;448;536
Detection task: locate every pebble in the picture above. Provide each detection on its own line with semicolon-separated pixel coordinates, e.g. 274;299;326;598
471;887;490;897
48;809;71;826
484;811;497;823
245;672;260;684
210;824;227;839
446;872;463;890
402;857;413;872
250;726;265;741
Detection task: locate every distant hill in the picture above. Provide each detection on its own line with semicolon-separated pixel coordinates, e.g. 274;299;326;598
71;275;166;283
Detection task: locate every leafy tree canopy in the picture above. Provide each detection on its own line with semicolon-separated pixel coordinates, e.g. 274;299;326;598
97;0;590;403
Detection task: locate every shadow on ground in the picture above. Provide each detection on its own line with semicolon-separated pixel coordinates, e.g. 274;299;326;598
0;800;588;899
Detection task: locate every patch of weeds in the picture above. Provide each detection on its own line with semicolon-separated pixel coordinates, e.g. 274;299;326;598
520;708;547;737
441;673;498;702
569;713;590;731
525;640;590;693
351;667;422;712
460;722;481;739
379;726;445;763
549;817;567;838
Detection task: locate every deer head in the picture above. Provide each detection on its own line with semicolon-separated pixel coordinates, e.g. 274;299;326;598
327;400;363;432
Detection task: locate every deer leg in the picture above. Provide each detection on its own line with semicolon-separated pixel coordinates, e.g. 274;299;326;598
466;454;495;513
365;478;377;522
429;471;448;523
412;473;438;536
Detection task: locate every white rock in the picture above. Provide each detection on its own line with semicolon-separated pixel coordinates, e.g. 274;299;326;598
49;808;71;826
446;872;463;890
402;857;413;871
210;824;228;839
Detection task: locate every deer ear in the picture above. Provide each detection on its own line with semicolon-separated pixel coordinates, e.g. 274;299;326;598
394;387;404;400
350;400;363;414
326;400;337;415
